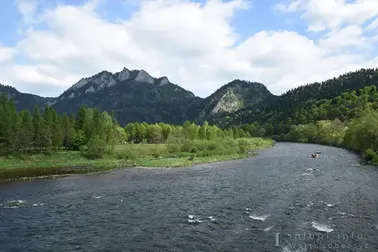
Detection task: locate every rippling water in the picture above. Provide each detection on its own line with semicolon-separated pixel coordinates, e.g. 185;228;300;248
0;143;377;252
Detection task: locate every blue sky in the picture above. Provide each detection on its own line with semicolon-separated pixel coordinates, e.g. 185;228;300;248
0;0;314;45
0;0;378;97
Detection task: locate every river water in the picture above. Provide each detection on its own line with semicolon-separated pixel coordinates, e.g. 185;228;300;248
0;143;377;252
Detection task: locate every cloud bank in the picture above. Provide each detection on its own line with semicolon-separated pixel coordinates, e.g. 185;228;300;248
1;0;378;97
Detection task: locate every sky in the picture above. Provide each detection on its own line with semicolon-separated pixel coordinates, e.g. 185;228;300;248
0;0;378;98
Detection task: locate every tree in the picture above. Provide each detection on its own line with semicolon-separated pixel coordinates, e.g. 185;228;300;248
32;106;47;152
81;137;107;159
125;123;137;142
75;106;87;131
62;113;75;149
71;130;87;150
18;110;33;153
51;109;63;150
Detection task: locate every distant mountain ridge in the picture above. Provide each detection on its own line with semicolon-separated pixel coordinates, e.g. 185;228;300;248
1;67;378;126
0;67;272;125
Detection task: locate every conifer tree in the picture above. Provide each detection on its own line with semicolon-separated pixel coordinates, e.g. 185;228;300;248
51;109;63;150
32;105;45;152
62;113;75;149
18;110;33;153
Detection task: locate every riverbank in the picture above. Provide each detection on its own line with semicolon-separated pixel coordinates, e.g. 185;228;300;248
0;137;275;182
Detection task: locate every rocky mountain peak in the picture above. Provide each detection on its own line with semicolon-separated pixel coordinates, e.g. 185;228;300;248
134;69;154;84
116;67;131;82
158;76;170;86
91;71;116;89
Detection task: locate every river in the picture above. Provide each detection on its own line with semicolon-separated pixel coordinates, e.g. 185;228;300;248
0;143;377;252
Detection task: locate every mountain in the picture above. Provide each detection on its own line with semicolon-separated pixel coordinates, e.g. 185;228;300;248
2;67;378;127
197;79;275;121
216;68;378;134
0;67;271;125
48;68;204;125
0;84;53;110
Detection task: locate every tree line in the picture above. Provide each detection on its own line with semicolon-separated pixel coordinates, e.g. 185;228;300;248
0;95;259;158
220;69;378;134
0;95;123;156
123;120;258;144
274;86;378;164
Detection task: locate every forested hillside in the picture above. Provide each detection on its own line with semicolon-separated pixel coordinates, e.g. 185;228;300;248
217;68;378;132
2;68;378;128
269;86;378;164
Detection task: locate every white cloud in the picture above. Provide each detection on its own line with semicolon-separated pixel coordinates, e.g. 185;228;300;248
1;0;378;97
319;25;367;52
0;46;15;63
275;0;378;32
15;0;39;24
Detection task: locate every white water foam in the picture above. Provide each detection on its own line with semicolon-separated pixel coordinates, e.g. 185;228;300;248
245;208;252;211
32;203;45;207
187;214;205;224
249;214;270;221
93;196;102;199
188;219;204;223
8;200;25;204
4;206;19;209
326;203;335;207
264;225;274;231
4;200;26;208
208;216;216;221
311;222;334;233
302;173;314;176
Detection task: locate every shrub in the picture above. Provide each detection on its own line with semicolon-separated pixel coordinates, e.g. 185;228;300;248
167;143;180;154
238;145;247;154
71;130;87;150
81;137;106;159
189;146;198;153
207;142;218;151
150;146;162;158
121;150;137;160
363;148;376;161
118;144;138;160
181;139;194;152
197;150;210;157
372;155;378;165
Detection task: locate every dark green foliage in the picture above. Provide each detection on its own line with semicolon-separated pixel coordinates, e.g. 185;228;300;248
363;149;376;161
1;68;274;126
71;130;87;150
118;144;138;160
272;86;378;164
216;69;378;130
2;68;378;128
80;137;107;159
0;97;120;157
62;113;75;148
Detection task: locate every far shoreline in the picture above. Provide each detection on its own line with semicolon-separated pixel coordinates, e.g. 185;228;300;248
0;142;274;183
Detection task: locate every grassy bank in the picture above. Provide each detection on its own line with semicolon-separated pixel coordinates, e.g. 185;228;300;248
0;137;275;181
